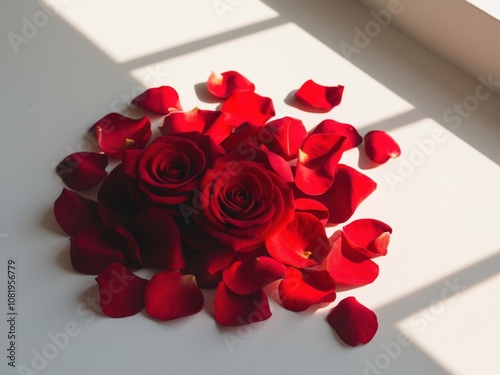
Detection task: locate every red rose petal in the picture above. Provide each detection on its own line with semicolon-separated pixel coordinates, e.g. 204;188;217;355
95;262;148;318
295;134;346;196
279;267;336;312
126;208;184;270
295;80;344;111
90;113;152;158
266;212;330;268
207;71;255;99
131;86;182;115
310;119;362;150
222;256;286;295
56;152;108;191
327;296;378;346
221;90;275;127
214;282;271;326
326;235;379;286
294;198;329;225
364;130;401;164
145;271;204;321
70;224;137;275
343;219;392;258
220;122;271;152
54;188;100;236
264;117;308;160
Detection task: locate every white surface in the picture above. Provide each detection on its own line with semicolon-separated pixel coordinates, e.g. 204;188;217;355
1;0;500;374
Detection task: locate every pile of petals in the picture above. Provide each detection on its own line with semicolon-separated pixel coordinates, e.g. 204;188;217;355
53;70;400;347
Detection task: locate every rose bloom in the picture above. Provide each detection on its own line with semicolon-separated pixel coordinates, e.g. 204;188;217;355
193;160;295;252
122;132;224;215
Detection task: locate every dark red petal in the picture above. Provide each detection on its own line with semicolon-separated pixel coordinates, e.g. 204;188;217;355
97;164;141;228
294;198;329;225
95;262;148;318
295;134;346;195
222;256;285;295
326;235;379;286
221;91;275;127
70;224;137;275
54;188;100;236
145;271;204;320
364;130;401;164
259;144;294;183
327;296;378;346
131;86;182;115
56;152;108;191
279;268;336;312
343;219;392;258
266;212;330;268
264;117;308;160
214;282;271;326
207;71;255;99
90;113;152;158
295;80;344;111
126;208;184;270
220;122;270;152
310;119;362;150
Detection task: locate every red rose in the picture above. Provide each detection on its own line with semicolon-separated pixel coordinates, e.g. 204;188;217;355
193;160;295;252
122;132;224;214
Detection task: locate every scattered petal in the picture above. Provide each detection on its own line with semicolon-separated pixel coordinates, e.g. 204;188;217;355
264;117;308;160
294;198;329;225
207;71;255;99
327;296;378;346
364;130;401;164
56;152;108;191
295;80;344;111
220;122;271;152
221;90;275;127
54;188;100;236
131;86;182;115
343;219;392;258
310;119;362;150
145;271;204;320
95;262;148;318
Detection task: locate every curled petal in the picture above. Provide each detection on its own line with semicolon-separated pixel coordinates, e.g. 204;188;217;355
343;219;392;258
222;256;286;295
264;117;308;160
326;235;379;286
310;119;362;150
266;212;330;268
56;152;108;191
295;134;346;195
221;91;275;127
279;268;336;312
131;86;182;115
95;262;148;318
214;282;271;326
327;297;378;346
54;188;100;236
207;71;255;99
295;80;344;111
294;198;329;225
145;271;204;321
364;130;401;164
90;113;152;158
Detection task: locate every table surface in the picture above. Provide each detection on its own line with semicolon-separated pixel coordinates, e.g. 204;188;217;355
1;1;500;374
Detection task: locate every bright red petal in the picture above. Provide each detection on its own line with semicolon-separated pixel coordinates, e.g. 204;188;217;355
145;271;204;320
326;235;379;286
54;188;100;236
131;86;182;115
222;256;285;295
295;80;344;111
295;134;346;195
327;297;378;346
126;208;185;270
95;262;148;318
214;282;271;326
90;113;152;158
220;122;270;152
279;267;336;312
264;117;308;160
266;212;330;268
221;91;275;127
56;152;108;191
310;119;362;150
207;71;255;99
343;219;392;258
364;130;401;164
294;198;329;225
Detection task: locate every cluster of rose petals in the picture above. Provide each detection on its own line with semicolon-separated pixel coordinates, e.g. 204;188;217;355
53;70;400;347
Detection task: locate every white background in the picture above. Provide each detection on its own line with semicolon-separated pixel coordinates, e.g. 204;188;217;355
1;1;500;374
